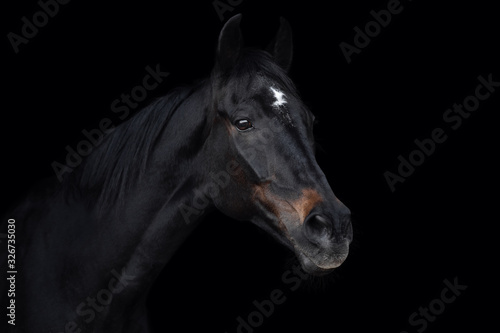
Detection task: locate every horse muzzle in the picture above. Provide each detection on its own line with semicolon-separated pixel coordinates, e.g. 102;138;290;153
293;209;352;276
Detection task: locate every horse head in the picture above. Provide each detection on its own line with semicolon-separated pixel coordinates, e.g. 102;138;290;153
204;15;352;276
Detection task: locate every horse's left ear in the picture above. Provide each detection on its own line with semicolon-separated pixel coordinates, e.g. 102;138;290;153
266;17;293;72
215;14;243;74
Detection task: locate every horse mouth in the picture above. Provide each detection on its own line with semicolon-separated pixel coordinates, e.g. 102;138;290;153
296;248;349;276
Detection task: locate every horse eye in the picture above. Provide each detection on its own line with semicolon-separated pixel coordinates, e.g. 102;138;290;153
234;118;253;131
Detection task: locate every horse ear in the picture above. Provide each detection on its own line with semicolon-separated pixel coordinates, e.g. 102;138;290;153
215;14;243;74
266;17;293;72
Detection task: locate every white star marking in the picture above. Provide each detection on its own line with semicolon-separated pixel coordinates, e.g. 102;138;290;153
270;87;287;108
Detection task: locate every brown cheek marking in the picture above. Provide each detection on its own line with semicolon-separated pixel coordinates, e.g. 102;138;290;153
252;183;289;232
291;188;323;224
252;186;323;228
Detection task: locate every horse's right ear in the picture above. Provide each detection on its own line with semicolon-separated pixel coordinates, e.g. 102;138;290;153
215;14;243;74
266;17;293;72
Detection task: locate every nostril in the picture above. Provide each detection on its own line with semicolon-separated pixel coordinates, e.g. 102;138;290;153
304;214;332;241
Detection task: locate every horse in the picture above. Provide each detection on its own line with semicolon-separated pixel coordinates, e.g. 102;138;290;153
1;14;352;332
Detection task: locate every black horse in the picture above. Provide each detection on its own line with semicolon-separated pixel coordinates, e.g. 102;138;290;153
1;14;352;332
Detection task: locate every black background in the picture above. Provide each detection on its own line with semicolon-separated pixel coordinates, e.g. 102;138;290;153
2;0;498;332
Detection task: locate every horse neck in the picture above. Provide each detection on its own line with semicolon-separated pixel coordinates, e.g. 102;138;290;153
76;83;214;290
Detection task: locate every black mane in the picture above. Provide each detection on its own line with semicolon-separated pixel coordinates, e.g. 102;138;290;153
67;86;195;208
